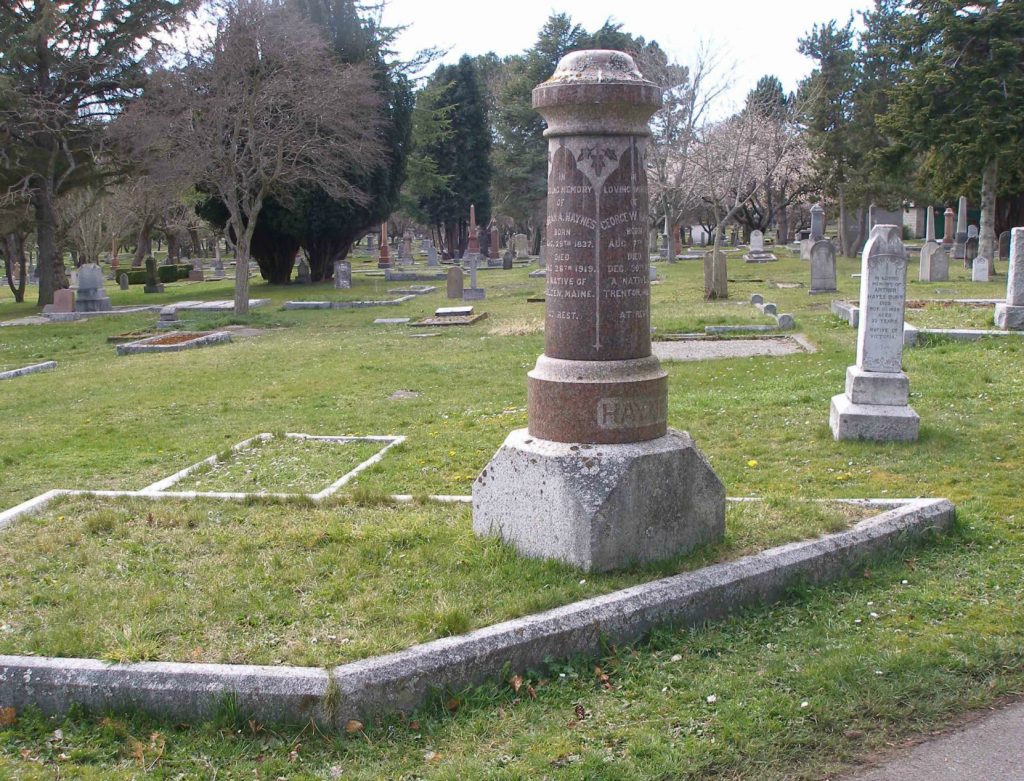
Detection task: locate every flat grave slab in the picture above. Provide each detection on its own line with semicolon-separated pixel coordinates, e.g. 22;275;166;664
652;336;814;362
374;317;411;324
386;286;436;295
283;295;415;310
435;306;473;317
410;312;488;327
116;331;231;356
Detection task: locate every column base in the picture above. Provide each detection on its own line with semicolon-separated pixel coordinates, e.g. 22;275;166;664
472;428;725;572
994;303;1024;330
829;394;919;442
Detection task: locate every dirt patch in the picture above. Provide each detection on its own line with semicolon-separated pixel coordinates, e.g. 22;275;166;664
145;331;213;346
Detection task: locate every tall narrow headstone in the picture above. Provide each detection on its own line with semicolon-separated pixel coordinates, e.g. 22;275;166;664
810;203;825;241
377;223;391;269
426;242;439;267
829;224;919;442
489;224;499;261
942;207;955;246
925;206;935;243
463;253;485;300
334;259;351;289
953;196;968;259
918;241;945;282
473;49;724;572
995;227;1024;330
446;266;464;299
538;242;547;269
809;240;837;294
965;236;979;266
295;257;311;284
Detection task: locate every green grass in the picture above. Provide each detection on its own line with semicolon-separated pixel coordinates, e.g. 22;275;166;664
0;495;872;667
904;301;999;330
178;435;387;494
0;250;1022;779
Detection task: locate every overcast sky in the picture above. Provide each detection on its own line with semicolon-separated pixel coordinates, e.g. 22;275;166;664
381;0;871;110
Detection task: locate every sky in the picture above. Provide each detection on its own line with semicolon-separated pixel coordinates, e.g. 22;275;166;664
380;0;871;110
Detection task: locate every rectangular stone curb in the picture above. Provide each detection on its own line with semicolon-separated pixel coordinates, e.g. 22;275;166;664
327;499;952;724
0;658;330;726
0;499;952;727
116;331;231;355
0;361;56;381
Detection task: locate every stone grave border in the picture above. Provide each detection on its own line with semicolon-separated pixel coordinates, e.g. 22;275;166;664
0;496;954;728
831;298;1024;344
0;361;56;381
283;295;415;310
115;330;231;356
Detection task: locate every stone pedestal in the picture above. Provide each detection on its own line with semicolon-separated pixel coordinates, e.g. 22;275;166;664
995;227;1024;330
377;223;391;269
473;50;724;571
830;224;919;442
810;203;824;241
74;263;111;312
473;429;724;571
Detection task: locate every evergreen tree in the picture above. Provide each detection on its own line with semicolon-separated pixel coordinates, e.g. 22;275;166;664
417;56;492;257
883;0;1024;264
0;0;195;305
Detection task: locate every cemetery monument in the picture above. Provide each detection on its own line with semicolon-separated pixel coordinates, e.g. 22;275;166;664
994;228;1024;330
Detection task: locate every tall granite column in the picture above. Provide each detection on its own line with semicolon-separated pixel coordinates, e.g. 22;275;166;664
473;50;724;572
954;196;968;261
377;223;390;269
995;227;1024;330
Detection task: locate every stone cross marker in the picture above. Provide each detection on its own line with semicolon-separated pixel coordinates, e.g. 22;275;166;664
473;49;724;572
995;227;1024;330
830;224;919;441
446;266;463;299
809;239;837;294
334;259;351;289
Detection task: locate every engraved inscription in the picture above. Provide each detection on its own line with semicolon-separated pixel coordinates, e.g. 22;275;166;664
857;253;907;373
597;394;668;430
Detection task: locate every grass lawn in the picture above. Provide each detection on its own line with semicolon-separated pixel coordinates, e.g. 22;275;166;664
1;249;1022;779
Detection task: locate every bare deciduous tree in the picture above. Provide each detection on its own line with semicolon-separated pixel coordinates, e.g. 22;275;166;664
120;0;385;313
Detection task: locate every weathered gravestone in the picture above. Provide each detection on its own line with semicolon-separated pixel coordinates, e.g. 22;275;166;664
704;250;727;299
118;273;129;291
489;225;499;261
995;227;1024;330
965;236;979;266
74;263;111;312
502;252;513;270
188;258;204;282
918;242;948;283
743;230;776;263
512;233;529;258
463;254;485;300
972;255;990;282
829;224;919;442
295;257;311;284
446;266;464;299
333;260;351;290
538;243;547;269
426;241;439;267
967;225;978;240
999;231;1011;260
52;288;75;313
809;239;837;294
377;223;391;269
144;255;164;294
473;49;724;572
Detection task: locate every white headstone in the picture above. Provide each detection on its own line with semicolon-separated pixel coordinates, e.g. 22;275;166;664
995;228;1024;330
856;225;907;374
972;256;990;282
750;230;764;252
809;239;837;293
334;259;351;289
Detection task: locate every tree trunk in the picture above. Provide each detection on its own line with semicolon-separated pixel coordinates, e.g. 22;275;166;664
777;206;790;245
234;231;252;315
166;233;180;264
664;206;676;263
305;236;352;281
3;233;28;303
979;157;998;275
132;220;153;267
32;186;64;307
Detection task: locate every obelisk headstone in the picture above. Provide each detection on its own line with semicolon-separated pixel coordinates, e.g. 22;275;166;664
377;223;391;269
925;206;935;243
918;205;941;282
473;49;724;572
829;224;919;442
489;223;500;264
995;227;1024;330
954;196;968;260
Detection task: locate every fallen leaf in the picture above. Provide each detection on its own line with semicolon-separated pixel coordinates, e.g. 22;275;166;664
574;704;587;721
510;674;524;694
344;720;363;734
0;707;15;727
446;697;460;713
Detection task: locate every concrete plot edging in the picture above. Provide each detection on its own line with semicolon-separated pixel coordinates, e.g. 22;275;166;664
0;498;954;727
0;361;56;381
